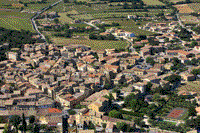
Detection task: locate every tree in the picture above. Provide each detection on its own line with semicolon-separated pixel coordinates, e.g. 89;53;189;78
21;113;27;133
166;74;181;84
29;115;35;124
146;57;155;65
109;110;123;119
9;115;21;133
33;123;40;133
146;82;153;94
88;121;95;129
189;41;198;48
68;109;76;115
191;68;200;76
188;106;197;117
54;18;59;24
153;93;161;102
116;122;127;132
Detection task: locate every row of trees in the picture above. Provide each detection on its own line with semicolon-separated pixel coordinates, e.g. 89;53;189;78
89;33;116;40
4;114;36;133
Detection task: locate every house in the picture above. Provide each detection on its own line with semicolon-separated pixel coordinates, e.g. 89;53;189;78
127;15;137;19
132;81;148;93
105;122;115;133
88;97;109;115
180;72;196;81
90;19;101;24
194;46;200;51
125;32;135;37
7;52;18;61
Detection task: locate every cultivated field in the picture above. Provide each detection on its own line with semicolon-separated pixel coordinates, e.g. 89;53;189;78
188;3;200;12
51;37;129;50
102;18;155;36
58;13;74;24
70;14;94;20
142;0;165;5
177;81;200;94
0;11;35;32
169;0;185;3
180;15;199;24
174;4;195;13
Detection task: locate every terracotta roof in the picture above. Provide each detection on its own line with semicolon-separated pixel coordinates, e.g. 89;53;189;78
48;108;62;114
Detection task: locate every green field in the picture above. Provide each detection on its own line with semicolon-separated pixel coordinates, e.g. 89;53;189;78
169;0;185;3
51;37;129;50
0;11;35;32
58;13;74;24
142;0;165;5
102;18;155;36
70;14;94;20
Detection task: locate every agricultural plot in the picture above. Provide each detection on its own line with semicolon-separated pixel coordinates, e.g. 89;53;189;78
70;14;94;20
142;0;165;5
174;4;194;13
51;37;129;50
102;18;155;36
0;11;35;32
177;81;200;94
187;3;200;12
169;0;185;3
58;13;74;24
180;15;199;24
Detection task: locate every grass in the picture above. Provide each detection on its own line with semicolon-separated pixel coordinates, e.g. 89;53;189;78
51;37;129;50
142;0;165;5
177;81;200;94
0;11;35;32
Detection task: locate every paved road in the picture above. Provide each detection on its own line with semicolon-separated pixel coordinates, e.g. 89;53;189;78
31;0;63;43
176;13;198;35
84;22;100;30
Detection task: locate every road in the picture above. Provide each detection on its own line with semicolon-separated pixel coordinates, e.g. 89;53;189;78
176;13;198;35
31;0;63;43
84;22;100;30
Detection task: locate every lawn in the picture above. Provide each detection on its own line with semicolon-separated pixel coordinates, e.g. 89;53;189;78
142;0;165;5
51;37;129;50
0;11;35;32
177;81;200;94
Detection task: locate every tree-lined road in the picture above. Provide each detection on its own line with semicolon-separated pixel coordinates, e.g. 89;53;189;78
31;0;63;43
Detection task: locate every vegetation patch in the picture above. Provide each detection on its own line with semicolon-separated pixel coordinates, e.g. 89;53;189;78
51;37;129;50
142;0;165;5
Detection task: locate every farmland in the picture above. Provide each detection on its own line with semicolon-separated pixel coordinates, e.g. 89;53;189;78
51;37;129;51
101;18;156;36
187;3;200;12
177;81;200;94
174;4;194;13
58;13;74;24
142;0;165;5
180;15;199;24
0;11;35;32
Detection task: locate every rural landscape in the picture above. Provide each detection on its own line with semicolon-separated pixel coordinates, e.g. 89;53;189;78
0;0;200;132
